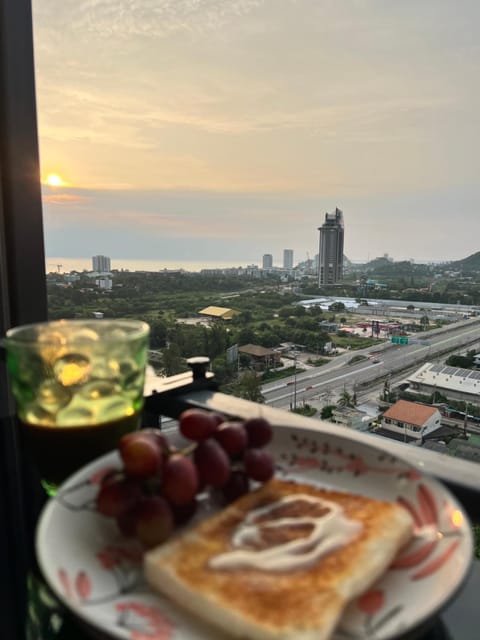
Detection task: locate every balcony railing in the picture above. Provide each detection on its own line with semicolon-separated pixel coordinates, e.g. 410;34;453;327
3;361;475;640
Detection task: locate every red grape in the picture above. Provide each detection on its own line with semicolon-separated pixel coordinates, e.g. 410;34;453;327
243;448;275;482
142;429;170;455
214;421;247;457
210;412;227;427
116;506;138;537
222;470;250;504
194;438;231;487
244;417;273;448
162;454;199;506
97;411;276;548
96;473;141;518
179;408;218;441
119;432;163;478
171;499;198;525
134;496;174;548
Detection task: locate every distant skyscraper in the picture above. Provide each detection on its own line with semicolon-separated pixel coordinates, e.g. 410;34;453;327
262;254;273;269
283;249;293;269
318;208;344;285
92;255;111;272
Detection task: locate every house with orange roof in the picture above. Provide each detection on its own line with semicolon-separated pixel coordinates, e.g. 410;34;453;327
379;399;442;445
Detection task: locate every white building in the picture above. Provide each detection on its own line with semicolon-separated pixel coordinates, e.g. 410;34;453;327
379;399;441;445
283;249;293;270
407;362;480;404
95;277;112;290
331;406;375;431
262;254;273;269
92;255;111;272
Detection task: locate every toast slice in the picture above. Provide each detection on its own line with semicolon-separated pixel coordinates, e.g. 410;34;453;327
144;478;413;640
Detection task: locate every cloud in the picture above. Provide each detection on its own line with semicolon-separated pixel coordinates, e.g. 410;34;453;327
33;0;265;39
42;183;480;265
42;192;90;205
34;0;480;263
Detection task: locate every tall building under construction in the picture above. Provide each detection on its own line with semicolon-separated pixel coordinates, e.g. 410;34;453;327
318;207;344;285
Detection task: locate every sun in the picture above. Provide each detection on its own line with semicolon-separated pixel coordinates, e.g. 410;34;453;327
46;173;64;187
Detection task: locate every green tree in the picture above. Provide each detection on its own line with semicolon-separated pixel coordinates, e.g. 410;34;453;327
321;405;335;419
149;319;169;348
257;330;282;348
211;355;237;387
308;305;323;317
231;371;265;403
278;306;294;318
420;315;430;330
237;310;253;324
161;343;185;376
338;390;353;407
205;323;230;360
235;327;258;345
446;354;474;369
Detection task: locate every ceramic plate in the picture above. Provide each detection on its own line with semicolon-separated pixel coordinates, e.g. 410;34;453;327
36;424;474;640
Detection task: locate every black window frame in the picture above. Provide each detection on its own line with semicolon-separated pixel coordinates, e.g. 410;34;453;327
1;1;48;637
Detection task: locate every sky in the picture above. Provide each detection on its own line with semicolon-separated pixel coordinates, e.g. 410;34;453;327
33;0;480;266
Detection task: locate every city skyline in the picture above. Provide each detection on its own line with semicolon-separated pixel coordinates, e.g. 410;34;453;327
34;1;480;264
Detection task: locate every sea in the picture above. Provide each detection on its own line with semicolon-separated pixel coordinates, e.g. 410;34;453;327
46;257;247;274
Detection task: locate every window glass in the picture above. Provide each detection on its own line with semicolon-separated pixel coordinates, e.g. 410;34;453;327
31;1;480;467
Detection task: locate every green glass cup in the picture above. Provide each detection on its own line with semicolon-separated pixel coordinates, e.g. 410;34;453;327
4;318;150;493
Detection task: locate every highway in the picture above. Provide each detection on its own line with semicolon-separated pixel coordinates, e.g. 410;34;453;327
262;316;480;410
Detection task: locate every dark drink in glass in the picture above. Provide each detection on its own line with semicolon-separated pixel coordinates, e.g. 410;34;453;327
21;412;140;486
4;319;150;493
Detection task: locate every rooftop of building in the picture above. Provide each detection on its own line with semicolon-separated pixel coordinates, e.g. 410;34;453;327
407;362;480;395
198;306;238;319
238;344;278;357
383;399;440;426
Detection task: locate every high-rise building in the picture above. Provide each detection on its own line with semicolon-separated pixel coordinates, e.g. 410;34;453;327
92;255;111;272
262;254;273;269
283;249;293;270
318;208;344;285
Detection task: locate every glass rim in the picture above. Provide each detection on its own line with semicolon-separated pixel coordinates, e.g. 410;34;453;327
4;318;150;345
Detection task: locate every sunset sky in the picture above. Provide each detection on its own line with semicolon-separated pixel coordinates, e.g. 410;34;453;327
33;0;480;266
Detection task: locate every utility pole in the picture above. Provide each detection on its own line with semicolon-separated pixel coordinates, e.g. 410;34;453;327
463;402;468;438
293;351;298;411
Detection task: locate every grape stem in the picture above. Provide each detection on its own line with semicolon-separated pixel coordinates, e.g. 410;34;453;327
175;443;197;457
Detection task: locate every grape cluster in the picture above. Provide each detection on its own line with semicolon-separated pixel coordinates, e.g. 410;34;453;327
95;409;274;548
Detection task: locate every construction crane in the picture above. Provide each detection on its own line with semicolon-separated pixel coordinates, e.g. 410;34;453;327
47;263;63;273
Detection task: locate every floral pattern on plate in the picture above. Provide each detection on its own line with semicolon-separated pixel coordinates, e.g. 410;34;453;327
36;426;474;640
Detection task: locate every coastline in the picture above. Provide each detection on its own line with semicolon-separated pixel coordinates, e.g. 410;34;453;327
46;257;246;274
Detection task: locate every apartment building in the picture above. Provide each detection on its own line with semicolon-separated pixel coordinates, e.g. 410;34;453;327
318;208;344;285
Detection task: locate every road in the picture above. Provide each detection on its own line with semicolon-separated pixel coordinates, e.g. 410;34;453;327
262;316;480;410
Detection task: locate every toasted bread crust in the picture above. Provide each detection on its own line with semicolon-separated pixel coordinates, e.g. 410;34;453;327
145;478;413;640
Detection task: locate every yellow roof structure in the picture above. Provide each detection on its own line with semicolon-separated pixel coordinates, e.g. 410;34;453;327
198;306;239;320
